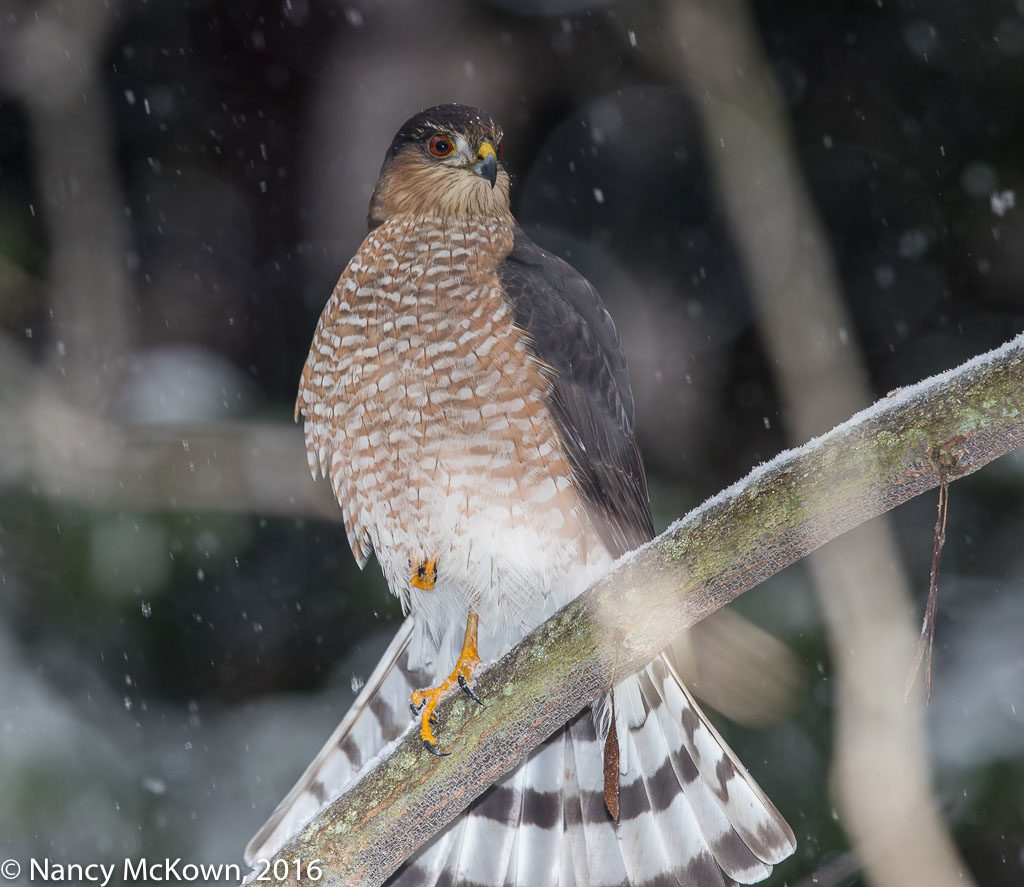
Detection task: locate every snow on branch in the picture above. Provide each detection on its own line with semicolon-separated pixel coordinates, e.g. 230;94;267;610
249;332;1024;887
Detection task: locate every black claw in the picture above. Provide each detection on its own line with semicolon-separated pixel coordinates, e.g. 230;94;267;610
410;700;424;716
457;673;483;705
423;739;450;757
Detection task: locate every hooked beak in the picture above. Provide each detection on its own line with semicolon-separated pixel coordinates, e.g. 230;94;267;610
473;141;498;189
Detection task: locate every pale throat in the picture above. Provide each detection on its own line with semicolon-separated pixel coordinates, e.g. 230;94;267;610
369;157;512;228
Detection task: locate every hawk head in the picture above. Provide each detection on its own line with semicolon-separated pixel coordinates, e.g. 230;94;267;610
367;104;510;229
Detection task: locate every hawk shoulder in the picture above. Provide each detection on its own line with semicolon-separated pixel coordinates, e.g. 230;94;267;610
497;228;655;558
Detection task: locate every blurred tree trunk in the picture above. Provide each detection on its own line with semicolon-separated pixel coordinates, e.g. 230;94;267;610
657;1;978;884
3;0;134;407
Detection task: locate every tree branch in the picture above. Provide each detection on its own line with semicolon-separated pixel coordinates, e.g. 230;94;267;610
249;333;1024;887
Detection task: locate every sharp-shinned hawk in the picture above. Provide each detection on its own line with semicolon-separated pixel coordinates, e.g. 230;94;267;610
247;103;795;886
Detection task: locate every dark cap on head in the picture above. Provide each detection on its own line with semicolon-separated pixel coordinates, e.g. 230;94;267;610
384;104;501;160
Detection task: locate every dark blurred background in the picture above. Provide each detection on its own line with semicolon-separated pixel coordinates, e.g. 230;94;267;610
1;0;1022;884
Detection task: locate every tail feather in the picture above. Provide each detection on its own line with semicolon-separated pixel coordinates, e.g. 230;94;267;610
449;772;524;886
244;618;429;864
246;617;795;887
625;687;724;887
567;714;631;887
653;657;796;867
560;726;591;887
635;662;772;883
506;732;566;887
647;686;767;883
397;726;567;887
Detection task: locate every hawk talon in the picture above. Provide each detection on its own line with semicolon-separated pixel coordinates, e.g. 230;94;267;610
423;739;450;758
409;610;482;755
457;673;482;705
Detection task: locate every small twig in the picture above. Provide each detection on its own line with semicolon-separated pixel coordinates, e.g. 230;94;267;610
905;456;952;701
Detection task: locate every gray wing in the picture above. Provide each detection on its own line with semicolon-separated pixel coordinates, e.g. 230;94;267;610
498;228;654;557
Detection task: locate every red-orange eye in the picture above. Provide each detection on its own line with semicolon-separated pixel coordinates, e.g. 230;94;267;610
496;142;504;159
428;135;454;157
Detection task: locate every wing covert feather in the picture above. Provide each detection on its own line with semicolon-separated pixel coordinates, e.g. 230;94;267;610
497;230;654;557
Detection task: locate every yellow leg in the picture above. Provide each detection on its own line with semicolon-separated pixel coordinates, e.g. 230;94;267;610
410;609;483;755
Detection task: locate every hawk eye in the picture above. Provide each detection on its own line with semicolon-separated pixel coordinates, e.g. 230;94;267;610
496;142;504;159
428;136;454;158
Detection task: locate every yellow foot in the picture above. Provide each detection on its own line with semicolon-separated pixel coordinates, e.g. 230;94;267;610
409;610;483;756
409;558;437;591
